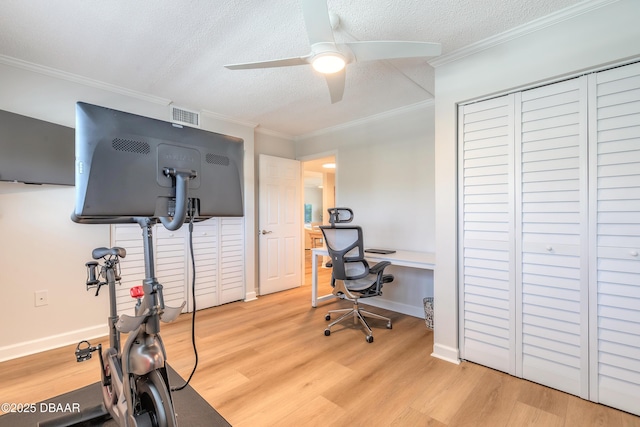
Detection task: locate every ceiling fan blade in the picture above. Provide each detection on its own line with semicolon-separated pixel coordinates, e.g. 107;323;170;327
225;56;310;70
325;69;345;104
300;0;335;45
344;41;442;62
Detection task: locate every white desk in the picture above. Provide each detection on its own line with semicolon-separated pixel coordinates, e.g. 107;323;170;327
311;248;436;307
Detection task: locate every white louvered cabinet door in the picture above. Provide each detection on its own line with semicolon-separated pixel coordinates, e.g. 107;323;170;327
589;62;640;416
190;219;219;310
112;223;147;316
219;218;245;304
154;224;189;312
458;94;516;374
516;77;589;398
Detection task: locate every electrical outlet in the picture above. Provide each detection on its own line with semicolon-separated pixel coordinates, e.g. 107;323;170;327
35;290;48;307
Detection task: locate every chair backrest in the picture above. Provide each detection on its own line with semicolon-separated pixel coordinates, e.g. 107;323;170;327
320;225;368;281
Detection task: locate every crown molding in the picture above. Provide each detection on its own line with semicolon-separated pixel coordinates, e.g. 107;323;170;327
0;54;263;130
200;108;258;129
0;54;172;106
429;0;619;68
254;126;295;140
295;98;435;141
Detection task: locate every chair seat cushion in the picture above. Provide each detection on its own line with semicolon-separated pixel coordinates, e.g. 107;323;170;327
344;273;394;296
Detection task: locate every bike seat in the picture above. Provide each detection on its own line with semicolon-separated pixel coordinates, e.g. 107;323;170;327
92;246;127;260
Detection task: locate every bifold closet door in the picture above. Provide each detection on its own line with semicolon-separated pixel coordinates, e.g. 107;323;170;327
459;77;590;393
155;224;190;310
516;77;589;398
112;223;147;315
219;218;245;304
113;219;245;311
589;62;640;415
112;223;189;315
458;94;516;374
190;219;219;310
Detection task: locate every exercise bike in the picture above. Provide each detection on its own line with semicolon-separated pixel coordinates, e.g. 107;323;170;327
73;217;185;427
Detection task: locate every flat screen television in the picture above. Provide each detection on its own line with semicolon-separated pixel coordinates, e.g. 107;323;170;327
72;102;244;227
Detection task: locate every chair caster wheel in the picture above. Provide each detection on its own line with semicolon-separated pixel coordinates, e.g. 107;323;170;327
387;322;392;329
366;335;374;343
324;329;331;336
325;314;331;321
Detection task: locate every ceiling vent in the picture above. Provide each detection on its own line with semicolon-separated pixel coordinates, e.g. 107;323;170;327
170;105;200;128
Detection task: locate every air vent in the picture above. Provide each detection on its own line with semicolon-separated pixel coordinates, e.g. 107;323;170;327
170;105;200;128
206;153;230;166
112;138;150;154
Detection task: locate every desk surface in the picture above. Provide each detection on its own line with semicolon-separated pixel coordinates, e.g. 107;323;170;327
312;247;435;270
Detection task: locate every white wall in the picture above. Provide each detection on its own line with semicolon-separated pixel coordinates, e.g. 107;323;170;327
0;184;109;359
433;0;640;363
254;130;296;159
296;102;435;317
0;59;257;360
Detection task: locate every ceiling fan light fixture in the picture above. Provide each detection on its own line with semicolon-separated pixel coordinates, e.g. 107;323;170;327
312;53;346;74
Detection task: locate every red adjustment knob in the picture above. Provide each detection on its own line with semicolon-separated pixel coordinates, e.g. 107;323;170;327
130;286;144;299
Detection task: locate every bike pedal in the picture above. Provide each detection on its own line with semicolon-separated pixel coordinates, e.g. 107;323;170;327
75;340;101;362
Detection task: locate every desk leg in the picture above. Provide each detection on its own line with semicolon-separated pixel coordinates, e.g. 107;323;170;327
312;251;318;307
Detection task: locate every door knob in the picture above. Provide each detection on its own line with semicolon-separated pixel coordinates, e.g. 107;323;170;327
260;230;273;235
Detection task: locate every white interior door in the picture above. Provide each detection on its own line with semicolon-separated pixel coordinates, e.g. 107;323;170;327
259;155;302;295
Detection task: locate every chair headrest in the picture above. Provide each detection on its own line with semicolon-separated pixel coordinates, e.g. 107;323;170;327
327;207;353;226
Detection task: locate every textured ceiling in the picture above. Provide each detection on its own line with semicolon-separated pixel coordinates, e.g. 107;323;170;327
0;0;584;137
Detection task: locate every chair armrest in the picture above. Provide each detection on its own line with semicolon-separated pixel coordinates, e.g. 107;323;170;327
369;261;391;274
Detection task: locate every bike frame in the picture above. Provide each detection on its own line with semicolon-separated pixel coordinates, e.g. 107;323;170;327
68;169;195;427
91;218;183;427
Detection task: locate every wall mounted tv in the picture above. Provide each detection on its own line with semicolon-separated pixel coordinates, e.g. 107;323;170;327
0;109;74;185
72;102;244;227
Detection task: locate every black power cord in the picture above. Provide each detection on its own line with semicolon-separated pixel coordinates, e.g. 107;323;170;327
171;210;198;392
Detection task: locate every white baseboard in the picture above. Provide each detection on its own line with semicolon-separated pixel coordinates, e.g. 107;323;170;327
0;324;108;362
431;343;460;365
244;290;258;302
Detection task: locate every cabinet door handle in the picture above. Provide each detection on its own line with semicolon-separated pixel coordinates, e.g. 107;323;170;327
631;250;638;257
546;246;553;252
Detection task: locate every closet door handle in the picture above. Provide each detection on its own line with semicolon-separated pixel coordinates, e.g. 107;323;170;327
631;250;638;257
546;246;553;252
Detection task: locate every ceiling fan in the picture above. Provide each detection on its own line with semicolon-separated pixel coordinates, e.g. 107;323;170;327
224;0;441;103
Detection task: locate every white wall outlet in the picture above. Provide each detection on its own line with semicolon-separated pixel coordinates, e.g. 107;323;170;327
35;290;48;307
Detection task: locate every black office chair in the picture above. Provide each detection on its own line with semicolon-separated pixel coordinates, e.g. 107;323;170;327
320;208;394;343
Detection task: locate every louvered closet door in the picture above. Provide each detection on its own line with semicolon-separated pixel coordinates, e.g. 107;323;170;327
516;77;589;398
155;224;189;311
219;218;245;304
113;223;189;314
191;219;219;310
590;62;640;415
112;224;146;315
459;94;516;374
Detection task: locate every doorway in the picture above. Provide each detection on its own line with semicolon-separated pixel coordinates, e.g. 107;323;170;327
302;155;336;285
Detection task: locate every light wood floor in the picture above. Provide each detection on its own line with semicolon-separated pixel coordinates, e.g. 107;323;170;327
1;252;639;426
